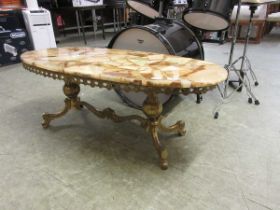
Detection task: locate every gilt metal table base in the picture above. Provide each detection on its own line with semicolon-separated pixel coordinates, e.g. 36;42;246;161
21;48;226;170
42;82;186;170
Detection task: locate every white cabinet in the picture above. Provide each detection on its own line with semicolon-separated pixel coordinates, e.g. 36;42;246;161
22;8;56;50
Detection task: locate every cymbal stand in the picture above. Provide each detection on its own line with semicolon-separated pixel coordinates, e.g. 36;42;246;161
214;0;260;119
229;5;260;89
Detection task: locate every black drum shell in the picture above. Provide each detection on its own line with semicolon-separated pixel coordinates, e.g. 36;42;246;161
108;19;204;59
129;11;155;25
183;0;235;31
126;0;171;19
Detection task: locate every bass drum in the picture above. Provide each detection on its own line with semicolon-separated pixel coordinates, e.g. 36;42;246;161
108;18;204;109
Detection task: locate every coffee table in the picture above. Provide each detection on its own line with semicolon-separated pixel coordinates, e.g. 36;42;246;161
21;47;227;170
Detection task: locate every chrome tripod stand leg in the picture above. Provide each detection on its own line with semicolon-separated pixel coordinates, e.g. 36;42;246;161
213;70;243;119
213;84;227;119
245;56;259;86
231;56;243;66
213;64;236;119
222;64;232;98
239;5;260;89
213;66;260;119
237;70;260;105
231;64;260;105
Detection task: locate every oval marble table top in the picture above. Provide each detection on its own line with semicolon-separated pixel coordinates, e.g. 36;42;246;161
21;47;227;89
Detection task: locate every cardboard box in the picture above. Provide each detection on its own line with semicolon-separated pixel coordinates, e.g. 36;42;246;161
72;0;103;7
0;28;32;66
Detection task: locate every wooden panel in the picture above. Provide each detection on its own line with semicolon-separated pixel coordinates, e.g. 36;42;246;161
0;0;24;7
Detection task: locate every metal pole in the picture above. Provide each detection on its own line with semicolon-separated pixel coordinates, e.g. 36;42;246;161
223;0;242;97
240;6;256;71
228;0;242;65
92;9;97;38
159;0;165;17
113;8;117;32
78;10;87;45
75;10;81;36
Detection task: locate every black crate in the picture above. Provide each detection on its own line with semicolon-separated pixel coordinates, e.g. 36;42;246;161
0;9;25;30
0;28;32;66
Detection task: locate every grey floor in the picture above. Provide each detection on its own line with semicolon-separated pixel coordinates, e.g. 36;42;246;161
0;28;280;210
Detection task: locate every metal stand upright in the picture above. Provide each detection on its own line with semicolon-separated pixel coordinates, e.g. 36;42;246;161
214;0;260;119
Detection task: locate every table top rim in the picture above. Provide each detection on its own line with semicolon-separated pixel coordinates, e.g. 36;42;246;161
21;47;227;92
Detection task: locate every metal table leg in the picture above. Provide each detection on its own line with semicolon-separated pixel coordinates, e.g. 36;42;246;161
92;9;97;38
78;10;87;45
75;10;81;36
123;5;127;27
100;9;106;40
116;8;121;31
113;8;117;32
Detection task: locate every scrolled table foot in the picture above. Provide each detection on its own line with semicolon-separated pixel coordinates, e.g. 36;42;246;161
41;82;82;128
42;116;51;129
41;98;72;128
150;125;168;170
158;117;186;136
160;150;169;170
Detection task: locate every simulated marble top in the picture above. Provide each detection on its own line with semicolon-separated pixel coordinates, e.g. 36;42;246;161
241;0;278;4
21;47;227;89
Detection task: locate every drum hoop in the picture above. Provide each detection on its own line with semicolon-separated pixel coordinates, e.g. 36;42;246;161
126;0;159;19
183;10;230;32
108;24;177;55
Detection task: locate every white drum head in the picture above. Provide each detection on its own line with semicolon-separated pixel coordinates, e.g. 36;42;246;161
183;12;229;31
127;0;159;19
111;28;169;54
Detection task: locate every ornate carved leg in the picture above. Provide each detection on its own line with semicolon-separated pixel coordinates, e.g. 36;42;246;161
42;82;81;128
158;117;186;136
150;123;169;170
42;98;71;128
143;92;168;170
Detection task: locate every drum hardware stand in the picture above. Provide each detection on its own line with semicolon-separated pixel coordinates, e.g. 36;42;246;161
214;0;260;119
228;5;259;91
159;0;166;17
191;26;203;104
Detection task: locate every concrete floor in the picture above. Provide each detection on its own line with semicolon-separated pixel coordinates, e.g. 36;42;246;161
0;28;280;210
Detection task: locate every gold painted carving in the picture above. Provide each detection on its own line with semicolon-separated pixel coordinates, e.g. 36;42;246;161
22;62;217;170
41;82;187;169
